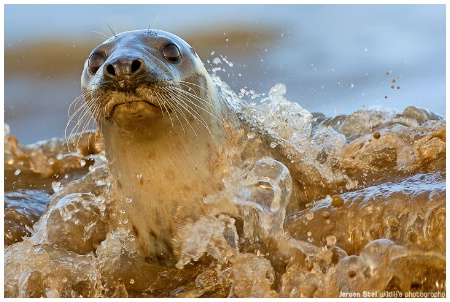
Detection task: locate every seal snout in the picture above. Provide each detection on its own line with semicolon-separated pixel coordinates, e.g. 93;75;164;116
103;57;146;91
104;57;144;79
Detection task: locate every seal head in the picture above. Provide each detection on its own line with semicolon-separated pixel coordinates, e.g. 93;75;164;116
82;29;222;135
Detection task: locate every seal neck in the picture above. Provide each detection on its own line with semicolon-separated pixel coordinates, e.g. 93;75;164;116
102;121;226;264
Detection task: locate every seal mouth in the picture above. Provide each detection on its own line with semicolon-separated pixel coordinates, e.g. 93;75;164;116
112;100;160;112
107;98;163;118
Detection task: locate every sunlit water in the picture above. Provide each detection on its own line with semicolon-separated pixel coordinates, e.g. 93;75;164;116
4;77;445;298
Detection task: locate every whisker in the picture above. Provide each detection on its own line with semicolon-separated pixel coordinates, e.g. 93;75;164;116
177;81;219;111
167;86;225;133
159;91;194;137
91;30;110;40
171;86;224;121
169;92;211;132
68;94;87;118
152;92;175;128
172;87;211;113
67;99;92;125
66;104;89;148
170;106;208;139
65;92;99;152
78;104;99;148
96;102;105;141
178;80;210;95
162;87;211;128
174;83;224;114
106;23;117;38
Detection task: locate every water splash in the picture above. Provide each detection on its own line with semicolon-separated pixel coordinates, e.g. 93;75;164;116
234;158;292;241
3;77;446;297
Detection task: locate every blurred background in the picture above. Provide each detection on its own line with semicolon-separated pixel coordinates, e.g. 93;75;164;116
4;4;446;144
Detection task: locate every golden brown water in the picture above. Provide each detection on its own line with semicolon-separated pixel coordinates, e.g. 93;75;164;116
4;79;446;298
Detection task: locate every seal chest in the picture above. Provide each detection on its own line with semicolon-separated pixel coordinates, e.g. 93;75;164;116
81;29;236;264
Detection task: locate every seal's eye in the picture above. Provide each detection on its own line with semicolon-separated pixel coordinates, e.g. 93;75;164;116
88;52;105;74
162;44;181;63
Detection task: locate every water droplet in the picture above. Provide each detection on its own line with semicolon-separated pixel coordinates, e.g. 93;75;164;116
95;179;106;186
269;83;287;98
326;235;337;247
321;211;331;219
80;160;86;167
331;195;344;207
136;173;143;179
211;67;221;73
305;212;314;220
45;288;59;298
52;181;61;192
14;169;21;175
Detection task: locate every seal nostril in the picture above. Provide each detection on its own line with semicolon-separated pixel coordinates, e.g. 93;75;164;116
131;60;142;73
106;64;116;76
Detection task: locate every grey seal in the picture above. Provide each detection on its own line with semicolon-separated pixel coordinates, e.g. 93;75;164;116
81;29;239;264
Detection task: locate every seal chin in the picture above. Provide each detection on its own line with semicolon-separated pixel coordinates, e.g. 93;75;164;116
112;100;160;114
109;100;163;121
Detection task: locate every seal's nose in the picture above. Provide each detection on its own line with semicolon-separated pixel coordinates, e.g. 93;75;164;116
104;57;144;79
103;56;146;91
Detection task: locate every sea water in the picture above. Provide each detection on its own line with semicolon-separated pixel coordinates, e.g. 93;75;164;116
4;77;445;297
